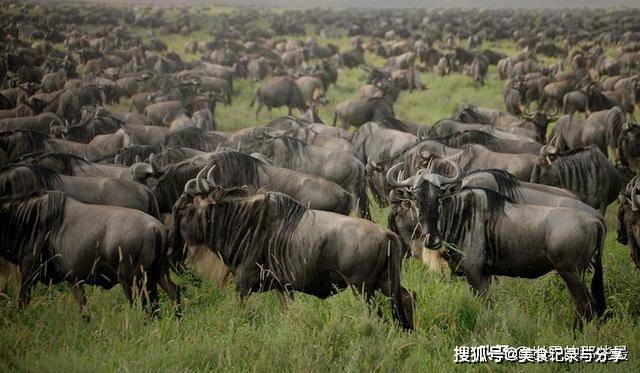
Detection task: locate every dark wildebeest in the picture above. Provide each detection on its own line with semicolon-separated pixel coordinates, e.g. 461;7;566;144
386;161;605;329
169;176;414;330
332;97;395;130
151;151;352;216
531;146;623;215
550;108;624;162
0;191;180;318
249;76;307;119
388;164;601;274
435;130;542;154
0;130;106;163
618;125;640;175
254;136;371;219
428;119;539;142
0;164;160;218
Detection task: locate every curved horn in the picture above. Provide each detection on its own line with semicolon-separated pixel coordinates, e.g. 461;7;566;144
196;166;209;194
385;162;413;188
631;177;640;211
422;159;462;185
206;164;217;187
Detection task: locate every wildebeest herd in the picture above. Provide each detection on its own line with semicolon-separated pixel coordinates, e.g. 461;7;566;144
1;2;640;333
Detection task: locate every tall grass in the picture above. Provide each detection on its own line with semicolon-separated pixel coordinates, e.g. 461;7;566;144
1;5;639;371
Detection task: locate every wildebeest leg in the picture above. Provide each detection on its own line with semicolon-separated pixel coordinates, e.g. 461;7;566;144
158;268;182;318
466;270;491;301
146;278;160;318
71;283;90;322
234;265;260;302
557;269;595;330
363;287;382;318
288;106;292;116
255;101;263;119
17;264;36;308
276;288;294;310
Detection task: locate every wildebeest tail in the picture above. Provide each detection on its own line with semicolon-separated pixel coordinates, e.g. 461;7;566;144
355;165;371;220
332;109;338;127
386;232;414;330
167;197;186;264
591;221;606;318
149;192;161;220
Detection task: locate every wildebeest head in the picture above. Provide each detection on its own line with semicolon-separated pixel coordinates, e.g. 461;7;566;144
386;160;463;249
530;139;562;186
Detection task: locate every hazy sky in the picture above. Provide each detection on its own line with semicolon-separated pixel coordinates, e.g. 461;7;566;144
84;0;640;8
226;0;640;7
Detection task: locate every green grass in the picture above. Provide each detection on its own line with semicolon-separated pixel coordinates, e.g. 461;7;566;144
2;5;640;372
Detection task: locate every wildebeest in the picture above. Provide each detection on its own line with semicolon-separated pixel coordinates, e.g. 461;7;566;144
151;150;352;216
0;191;180;317
332;97;395;129
170;176;414;330
254;136;370;219
0;164;160;217
386;161;605;329
550;108;624;161
249;76;307;119
530;146;623;215
618;124;640;175
617;176;640;270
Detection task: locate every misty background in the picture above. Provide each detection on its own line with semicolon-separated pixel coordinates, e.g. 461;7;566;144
80;0;640;9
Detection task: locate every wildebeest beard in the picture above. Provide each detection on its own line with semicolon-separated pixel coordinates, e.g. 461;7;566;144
0;191;65;264
434;188;510;266
172;189;308;289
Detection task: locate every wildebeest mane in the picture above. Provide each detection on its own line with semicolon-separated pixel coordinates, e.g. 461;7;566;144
432;130;498;150
543;146;623;206
263;136;309;169
467;169;523;201
207;150;264;188
0;190;66;262
152;157;208;211
439;187;511;252
164;127;226;151
0;164;62;196
0;130;51;161
12;152;90;175
175;189;308;286
378;117;410;133
451;105;491;124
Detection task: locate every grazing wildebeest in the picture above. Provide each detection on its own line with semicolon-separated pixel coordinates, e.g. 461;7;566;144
617;176;640;270
0;191;180;318
249;76;307;119
386;161;605;329
531;146;623;215
169;176;414;330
